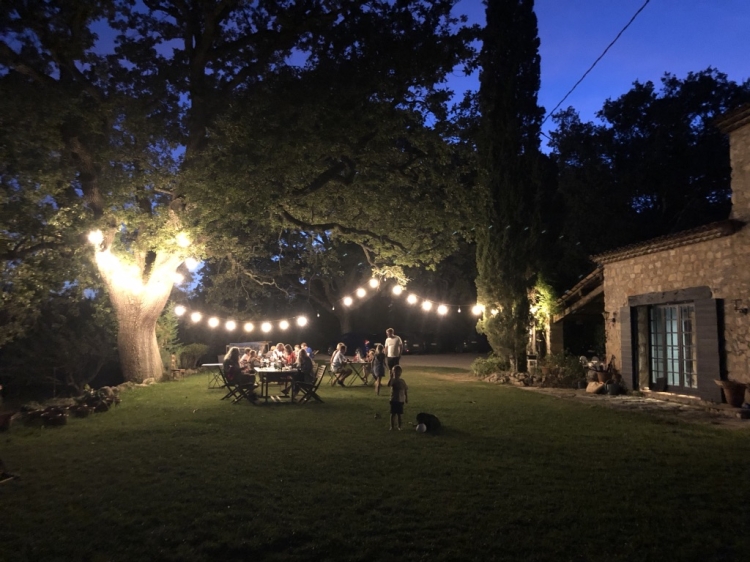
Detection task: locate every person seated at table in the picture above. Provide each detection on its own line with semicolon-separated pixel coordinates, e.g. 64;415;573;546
240;348;253;369
223;347;258;400
243;349;260;370
271;343;286;364
296;348;314;382
301;342;314;359
284;344;296;366
330;343;352;387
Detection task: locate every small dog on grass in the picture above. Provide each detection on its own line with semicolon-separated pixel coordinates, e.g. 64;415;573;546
416;412;441;432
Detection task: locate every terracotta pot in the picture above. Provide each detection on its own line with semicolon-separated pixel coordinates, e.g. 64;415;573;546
714;380;747;408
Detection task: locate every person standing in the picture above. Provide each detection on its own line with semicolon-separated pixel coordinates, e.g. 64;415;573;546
371;344;387;395
387;365;408;430
384;328;403;380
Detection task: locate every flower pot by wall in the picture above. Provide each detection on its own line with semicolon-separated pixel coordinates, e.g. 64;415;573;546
714;380;747;408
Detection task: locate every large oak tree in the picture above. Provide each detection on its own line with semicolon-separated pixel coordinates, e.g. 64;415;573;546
1;1;475;382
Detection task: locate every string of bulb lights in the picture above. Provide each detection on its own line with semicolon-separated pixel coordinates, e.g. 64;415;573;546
169;277;495;335
86;230;498;332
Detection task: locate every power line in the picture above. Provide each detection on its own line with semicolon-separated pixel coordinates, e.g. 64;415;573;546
541;0;652;126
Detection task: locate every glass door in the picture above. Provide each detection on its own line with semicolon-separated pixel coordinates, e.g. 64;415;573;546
649;304;697;390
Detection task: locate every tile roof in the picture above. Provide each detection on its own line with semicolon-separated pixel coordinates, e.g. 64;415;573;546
590;220;743;265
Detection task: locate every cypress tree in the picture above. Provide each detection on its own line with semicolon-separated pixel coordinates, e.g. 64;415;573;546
475;0;545;371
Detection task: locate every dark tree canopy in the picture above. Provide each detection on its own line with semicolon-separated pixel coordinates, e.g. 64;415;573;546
0;0;477;382
549;68;750;288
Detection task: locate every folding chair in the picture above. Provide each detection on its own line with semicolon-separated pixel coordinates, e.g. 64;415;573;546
219;367;257;405
294;364;326;404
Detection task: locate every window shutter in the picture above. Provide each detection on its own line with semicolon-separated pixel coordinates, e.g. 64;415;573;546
693;298;722;402
620;306;633;389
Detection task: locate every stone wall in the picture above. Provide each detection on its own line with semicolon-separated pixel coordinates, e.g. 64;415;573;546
604;120;750;385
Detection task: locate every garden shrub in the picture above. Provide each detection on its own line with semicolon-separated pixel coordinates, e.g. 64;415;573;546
471;353;511;377
179;343;209;369
539;352;586;387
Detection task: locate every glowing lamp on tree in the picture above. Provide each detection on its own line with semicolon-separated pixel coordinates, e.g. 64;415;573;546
279;320;289;330
88;230;104;245
491;309;499;316
172;272;184;284
184;257;199;270
190;312;202;323
422;300;433;311
472;304;484;316
175;232;191;248
208;317;219;328
392;285;404;296
261;322;272;333
368;278;379;289
407;294;418;305
174;305;186;316
356;287;366;298
297;316;308;327
225;320;236;331
343;296;353;307
244;322;254;332
437;304;448;315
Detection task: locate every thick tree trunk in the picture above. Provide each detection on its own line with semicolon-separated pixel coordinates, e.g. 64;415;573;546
94;249;182;383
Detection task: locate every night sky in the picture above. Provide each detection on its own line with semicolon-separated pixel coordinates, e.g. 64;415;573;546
454;0;750;142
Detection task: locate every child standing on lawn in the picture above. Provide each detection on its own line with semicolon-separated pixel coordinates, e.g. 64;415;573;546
388;365;408;430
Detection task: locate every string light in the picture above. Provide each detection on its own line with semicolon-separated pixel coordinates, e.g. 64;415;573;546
225;320;236;331
472;304;484;316
244;322;254;332
261;322;272;333
368;278;379;289
172;272;184;284
343;296;353;307
174;305;186;316
392;285;404;296
356;287;366;298
438;304;448;315
279;320;290;330
421;301;433;311
190;312;202;323
208;317;219;328
184;257;199;270
297;316;308;327
407;294;418;305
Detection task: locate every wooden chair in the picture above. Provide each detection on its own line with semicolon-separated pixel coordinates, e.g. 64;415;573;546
295;364;327;404
219;366;257;405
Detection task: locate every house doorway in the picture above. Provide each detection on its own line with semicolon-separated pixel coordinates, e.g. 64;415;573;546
649;303;698;391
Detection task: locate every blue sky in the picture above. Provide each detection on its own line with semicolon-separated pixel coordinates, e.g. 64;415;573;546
453;0;750;136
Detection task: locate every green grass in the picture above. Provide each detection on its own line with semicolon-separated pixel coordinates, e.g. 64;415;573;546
1;368;749;561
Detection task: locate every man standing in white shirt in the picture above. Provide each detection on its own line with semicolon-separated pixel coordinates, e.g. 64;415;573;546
384;327;403;380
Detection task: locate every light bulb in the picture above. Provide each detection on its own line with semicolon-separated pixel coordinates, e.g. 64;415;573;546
422;301;432;311
392;285;404;296
279;320;289;330
175;232;191;248
190;312;202;323
225;320;236;331
407;294;418;305
174;305;186;316
356;287;366;298
343;296;353;307
368;278;379;289
184;257;199;270
437;305;448;315
244;322;254;332
208;317;219;328
261;322;272;333
472;304;484;316
172;272;184;284
297;316;308;327
88;230;104;245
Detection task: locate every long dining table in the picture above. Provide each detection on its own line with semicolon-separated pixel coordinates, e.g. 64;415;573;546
254;366;301;403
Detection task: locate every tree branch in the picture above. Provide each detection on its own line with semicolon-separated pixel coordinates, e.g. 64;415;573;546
276;207;407;253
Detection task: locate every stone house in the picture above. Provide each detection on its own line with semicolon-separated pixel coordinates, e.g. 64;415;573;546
587;104;750;403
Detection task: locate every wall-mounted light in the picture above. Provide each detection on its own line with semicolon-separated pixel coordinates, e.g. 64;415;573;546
735;299;749;314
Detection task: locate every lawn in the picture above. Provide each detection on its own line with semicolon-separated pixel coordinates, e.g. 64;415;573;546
1;367;749;562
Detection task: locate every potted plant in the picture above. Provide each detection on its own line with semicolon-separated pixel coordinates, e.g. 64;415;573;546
714;379;748;407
